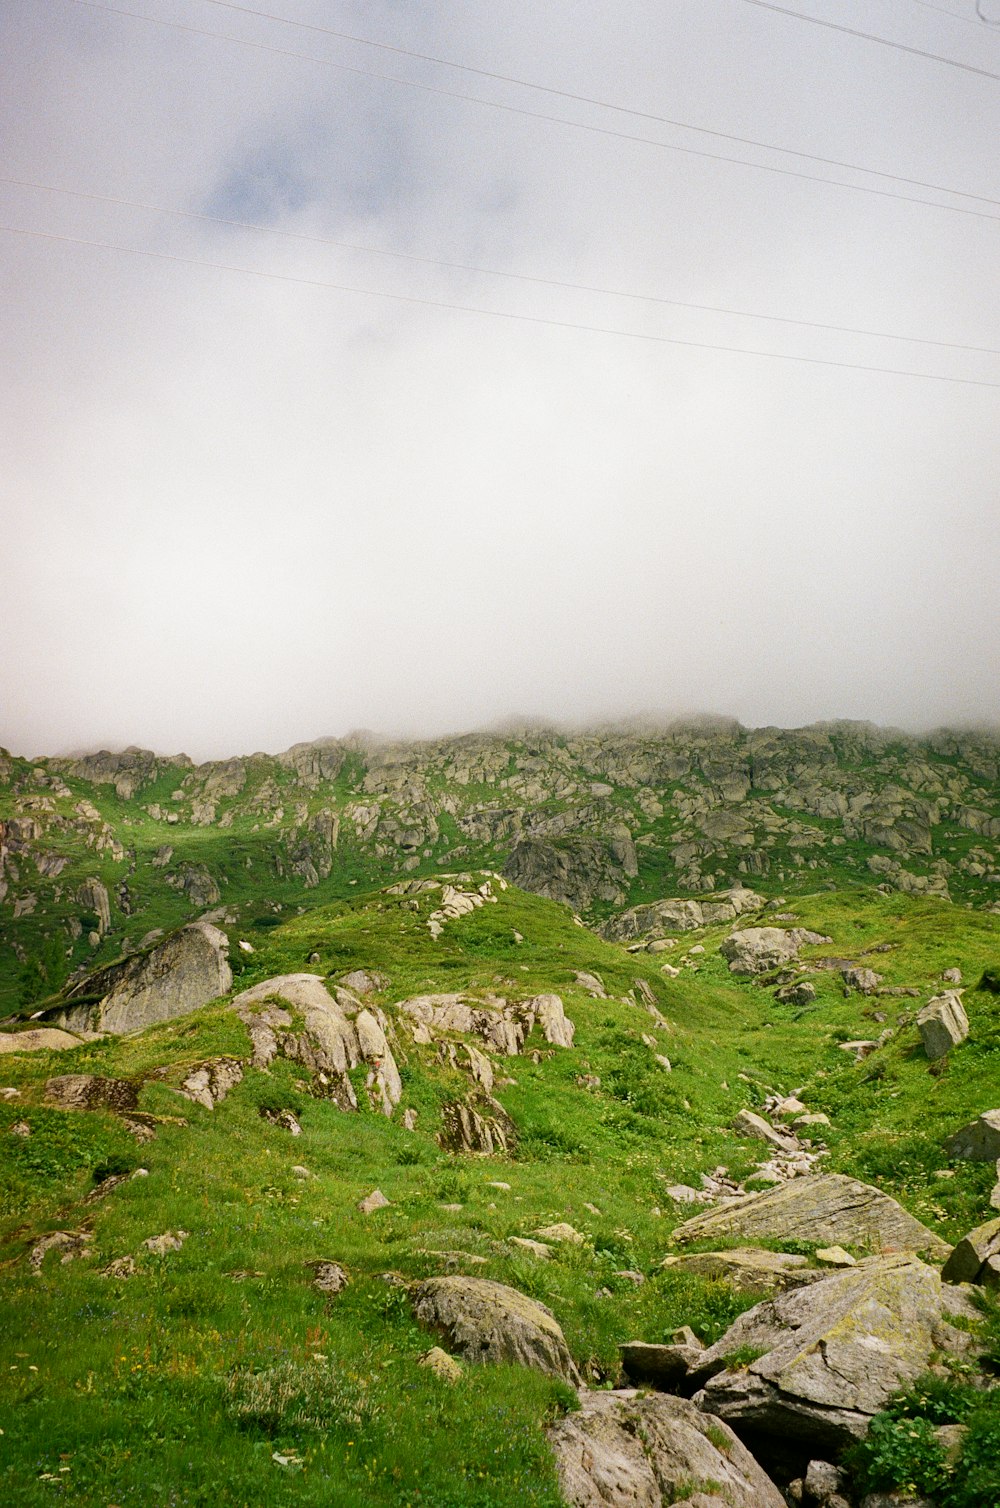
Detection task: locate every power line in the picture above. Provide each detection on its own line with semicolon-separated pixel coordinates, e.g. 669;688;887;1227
737;0;1000;80
65;0;1000;225
167;0;1000;208
908;0;990;28
3;220;999;388
6;174;999;358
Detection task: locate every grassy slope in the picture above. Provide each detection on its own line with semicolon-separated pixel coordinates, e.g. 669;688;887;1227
0;881;999;1506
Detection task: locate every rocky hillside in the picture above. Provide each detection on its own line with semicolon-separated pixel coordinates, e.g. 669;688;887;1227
1;876;999;1506
2;720;999;1016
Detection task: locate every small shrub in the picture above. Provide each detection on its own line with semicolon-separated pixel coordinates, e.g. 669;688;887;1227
846;1413;947;1498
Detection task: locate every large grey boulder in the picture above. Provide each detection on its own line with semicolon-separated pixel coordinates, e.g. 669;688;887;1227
720;928;832;976
410;1276;581;1384
945;1109;1000;1162
691;1254;979;1453
45;1074;139;1113
548;1389;785;1507
0;1028;87;1054
231;974;401;1116
917;992;969;1060
46;923;232;1035
942;1214;1000;1285
671;1174;949;1259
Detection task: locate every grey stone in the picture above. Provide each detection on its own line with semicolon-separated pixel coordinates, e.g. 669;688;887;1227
306;1260;349;1294
439;1093;516;1155
411;1276;581;1384
0;1028;85;1054
944;1109;1000;1162
843;967;881;994
176;1057;244;1110
672;1173;950;1259
619;1340;703;1388
804;1459;843;1503
358;1189;390;1214
941;1214;1000;1285
45;1074;139;1113
47;923;232;1035
547;1389;784;1507
691;1255;978;1452
916;992;969;1059
732;1109;799;1151
659;1248;820;1293
720;928;832;976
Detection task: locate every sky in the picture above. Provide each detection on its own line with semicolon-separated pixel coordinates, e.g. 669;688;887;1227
3;0;999;761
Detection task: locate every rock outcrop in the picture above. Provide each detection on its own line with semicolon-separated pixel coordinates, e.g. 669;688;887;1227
942;1214;1000;1285
671;1174;950;1259
659;1248;822;1293
45;923;232;1035
601;887;765;941
410;1276;581;1383
231;974;401;1116
945;1109;1000;1162
0;1028;87;1054
548;1389;785;1507
690;1254;979;1453
720;928;832;976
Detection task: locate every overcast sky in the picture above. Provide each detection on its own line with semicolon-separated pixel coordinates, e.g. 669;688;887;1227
3;0;999;761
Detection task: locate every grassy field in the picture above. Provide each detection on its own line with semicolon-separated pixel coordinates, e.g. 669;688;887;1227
2;878;999;1504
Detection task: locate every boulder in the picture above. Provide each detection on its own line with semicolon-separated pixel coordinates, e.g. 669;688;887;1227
944;1109;1000;1162
842;967;881;994
47;923;232;1035
439;1093;516;1155
547;1389;785;1507
410;1276;581;1384
941;1214;1000;1285
671;1174;949;1259
232;974;401;1115
602;888;765;941
619;1339;705;1389
176;1057;243;1110
732;1110;799;1151
418;1346;463;1383
0;1028;86;1054
691;1255;978;1453
306;1260;349;1294
660;1248;821;1293
720;929;832;977
916;992;969;1060
45;1074;139;1113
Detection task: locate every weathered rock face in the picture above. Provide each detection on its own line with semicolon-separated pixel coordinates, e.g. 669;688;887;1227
672;1174;950;1259
397;991;574;1056
46;923;232;1035
439;1093;516;1154
945;1109;1000;1162
77;878;111;935
547;1389;785;1508
176;1057;244;1110
503;837;636;910
691;1255;979;1454
231;974;401;1116
601;887;765;941
720;928;832;976
410;1276;581;1384
917;992;969;1060
942;1214;1000;1285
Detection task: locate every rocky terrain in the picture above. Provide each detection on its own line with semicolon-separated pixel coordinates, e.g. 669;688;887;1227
2;720;1000;1017
1;722;999;1506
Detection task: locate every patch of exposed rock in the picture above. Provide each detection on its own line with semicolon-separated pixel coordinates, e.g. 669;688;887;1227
548;1389;785;1508
398;991;574;1055
0;1027;88;1054
720;928;832;976
660;1248;823;1294
410;1276;581;1384
439;1093;517;1154
690;1254;979;1453
231;974;401;1116
672;1173;949;1259
602;886;764;942
175;1057;244;1110
45;1074;139;1113
942;1214;1000;1285
45;923;232;1035
916;992;969;1060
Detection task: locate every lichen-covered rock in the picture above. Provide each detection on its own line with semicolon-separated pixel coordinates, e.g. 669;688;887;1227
410;1276;581;1383
547;1389;785;1507
603;887;765;941
46;923;232;1035
691;1255;978;1452
45;1074;139;1114
720;928;832;976
306;1260;349;1294
672;1173;949;1259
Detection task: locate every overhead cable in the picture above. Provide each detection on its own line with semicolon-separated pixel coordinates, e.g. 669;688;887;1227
3;221;999;388
5;174;999;357
737;0;1000;80
162;0;999;208
64;0;1000;223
